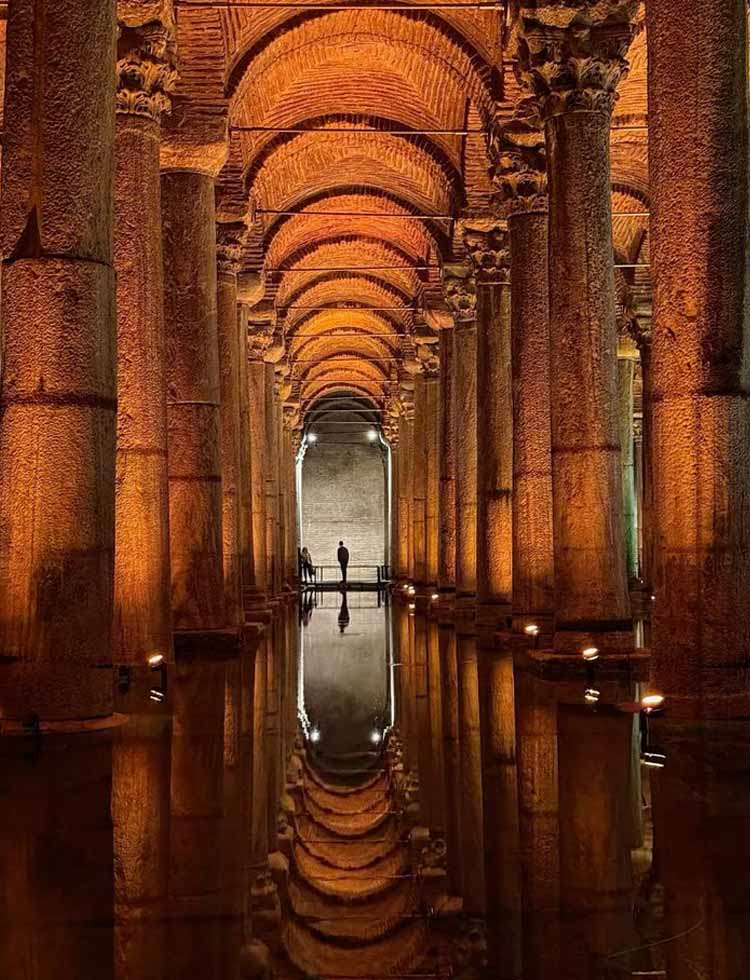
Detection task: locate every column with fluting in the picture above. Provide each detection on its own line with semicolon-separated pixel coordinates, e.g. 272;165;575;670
646;0;750;717
464;221;514;629
492;123;555;636
0;3;118;977
517;2;636;654
442;265;478;608
112;16;176;980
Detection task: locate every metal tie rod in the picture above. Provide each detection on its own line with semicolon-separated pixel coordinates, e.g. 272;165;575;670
257;209;454;219
233;125;485;135
178;1;502;9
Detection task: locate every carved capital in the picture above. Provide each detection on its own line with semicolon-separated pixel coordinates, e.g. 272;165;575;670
416;343;440;379
217;220;247;277
117;22;177;122
463;221;511;285
247;323;275;361
441;264;477;323
517;2;638;119
490;109;548;217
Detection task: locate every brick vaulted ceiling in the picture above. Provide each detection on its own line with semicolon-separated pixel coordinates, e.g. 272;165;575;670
168;0;649;419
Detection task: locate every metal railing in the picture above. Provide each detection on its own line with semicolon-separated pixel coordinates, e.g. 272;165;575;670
303;563;391;583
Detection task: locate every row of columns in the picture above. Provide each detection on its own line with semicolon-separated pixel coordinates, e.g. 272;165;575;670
0;4;299;980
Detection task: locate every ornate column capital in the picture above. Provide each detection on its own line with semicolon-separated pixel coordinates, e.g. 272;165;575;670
516;2;638;120
216;220;247;277
462;221;511;286
247;323;275;362
441;263;477;323
490;111;548;217
117;20;177;122
416;343;440;380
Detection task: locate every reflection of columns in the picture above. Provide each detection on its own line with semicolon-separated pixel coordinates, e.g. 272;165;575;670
217;223;248;627
427;620;447;837
494;146;554;633
266;620;281;854
438;326;456;594
518;9;634;653
465;222;513;624
558;707;633;959
647;0;750;716
617;358;638;581
247;333;271;596
443;266;478;604
411;375;427;586
457;631;486;916
413;613;433;827
112;19;175;980
424;373;440;586
250;634;269;880
477;650;522;975
438;623;463;894
0;0;117;720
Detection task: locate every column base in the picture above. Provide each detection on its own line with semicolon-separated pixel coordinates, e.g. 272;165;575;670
552;620;635;657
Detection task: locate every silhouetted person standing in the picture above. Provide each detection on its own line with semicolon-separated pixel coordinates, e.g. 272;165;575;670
337;540;350;584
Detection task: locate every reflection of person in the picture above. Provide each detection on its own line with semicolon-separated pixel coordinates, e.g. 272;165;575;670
300;588;314;626
337;540;350;584
301;546;314;583
338;591;350;633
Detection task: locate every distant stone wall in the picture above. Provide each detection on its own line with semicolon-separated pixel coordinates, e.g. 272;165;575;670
301;443;387;576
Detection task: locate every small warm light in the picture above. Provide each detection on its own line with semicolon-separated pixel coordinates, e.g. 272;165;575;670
370;730;382;744
147;653;164;668
367;429;378;442
582;646;600;662
650;594;656;601
641;693;665;712
584;687;601;704
408;602;416;613
524;624;540;637
407;586;416;597
308;432;317;443
149;687;165;703
641;748;666;769
309;728;321;743
431;593;439;601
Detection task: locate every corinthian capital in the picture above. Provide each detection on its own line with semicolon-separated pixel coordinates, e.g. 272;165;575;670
117;20;177;122
247;323;275;361
516;1;638;119
416;343;440;379
216;220;247;277
462;221;510;286
490;106;548;217
441;264;477;323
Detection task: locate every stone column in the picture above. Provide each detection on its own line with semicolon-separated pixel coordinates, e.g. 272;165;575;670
247;328;271;598
396;395;414;582
0;0;117;720
0;5;118;974
424;369;440;587
112;18;175;980
443;266;478;606
237;307;253;604
457;632;486;917
437;325;457;596
161;125;232;978
411;374;428;588
493;130;555;635
617;357;639;581
264;363;279;595
464;222;513;627
517;3;636;654
217;221;248;628
647;0;750;717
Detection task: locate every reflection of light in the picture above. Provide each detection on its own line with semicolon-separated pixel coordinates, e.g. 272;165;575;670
309;728;321;743
367;429;378;441
408;603;416;613
149;688;165;703
582;646;599;661
524;624;540;637
370;730;382;744
641;693;665;712
641;747;666;769
584;687;600;704
147;653;164;667
308;432;317;443
407;586;416;597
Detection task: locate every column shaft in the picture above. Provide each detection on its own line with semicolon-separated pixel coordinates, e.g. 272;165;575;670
457;632;485;916
509;210;554;631
411;376;428;586
247;359;268;594
162;171;225;630
617;358;638;581
438;328;456;593
546;108;631;651
453;320;478;601
647;0;750;715
396;412;413;581
0;0;117;718
425;377;440;586
438;623;463;894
